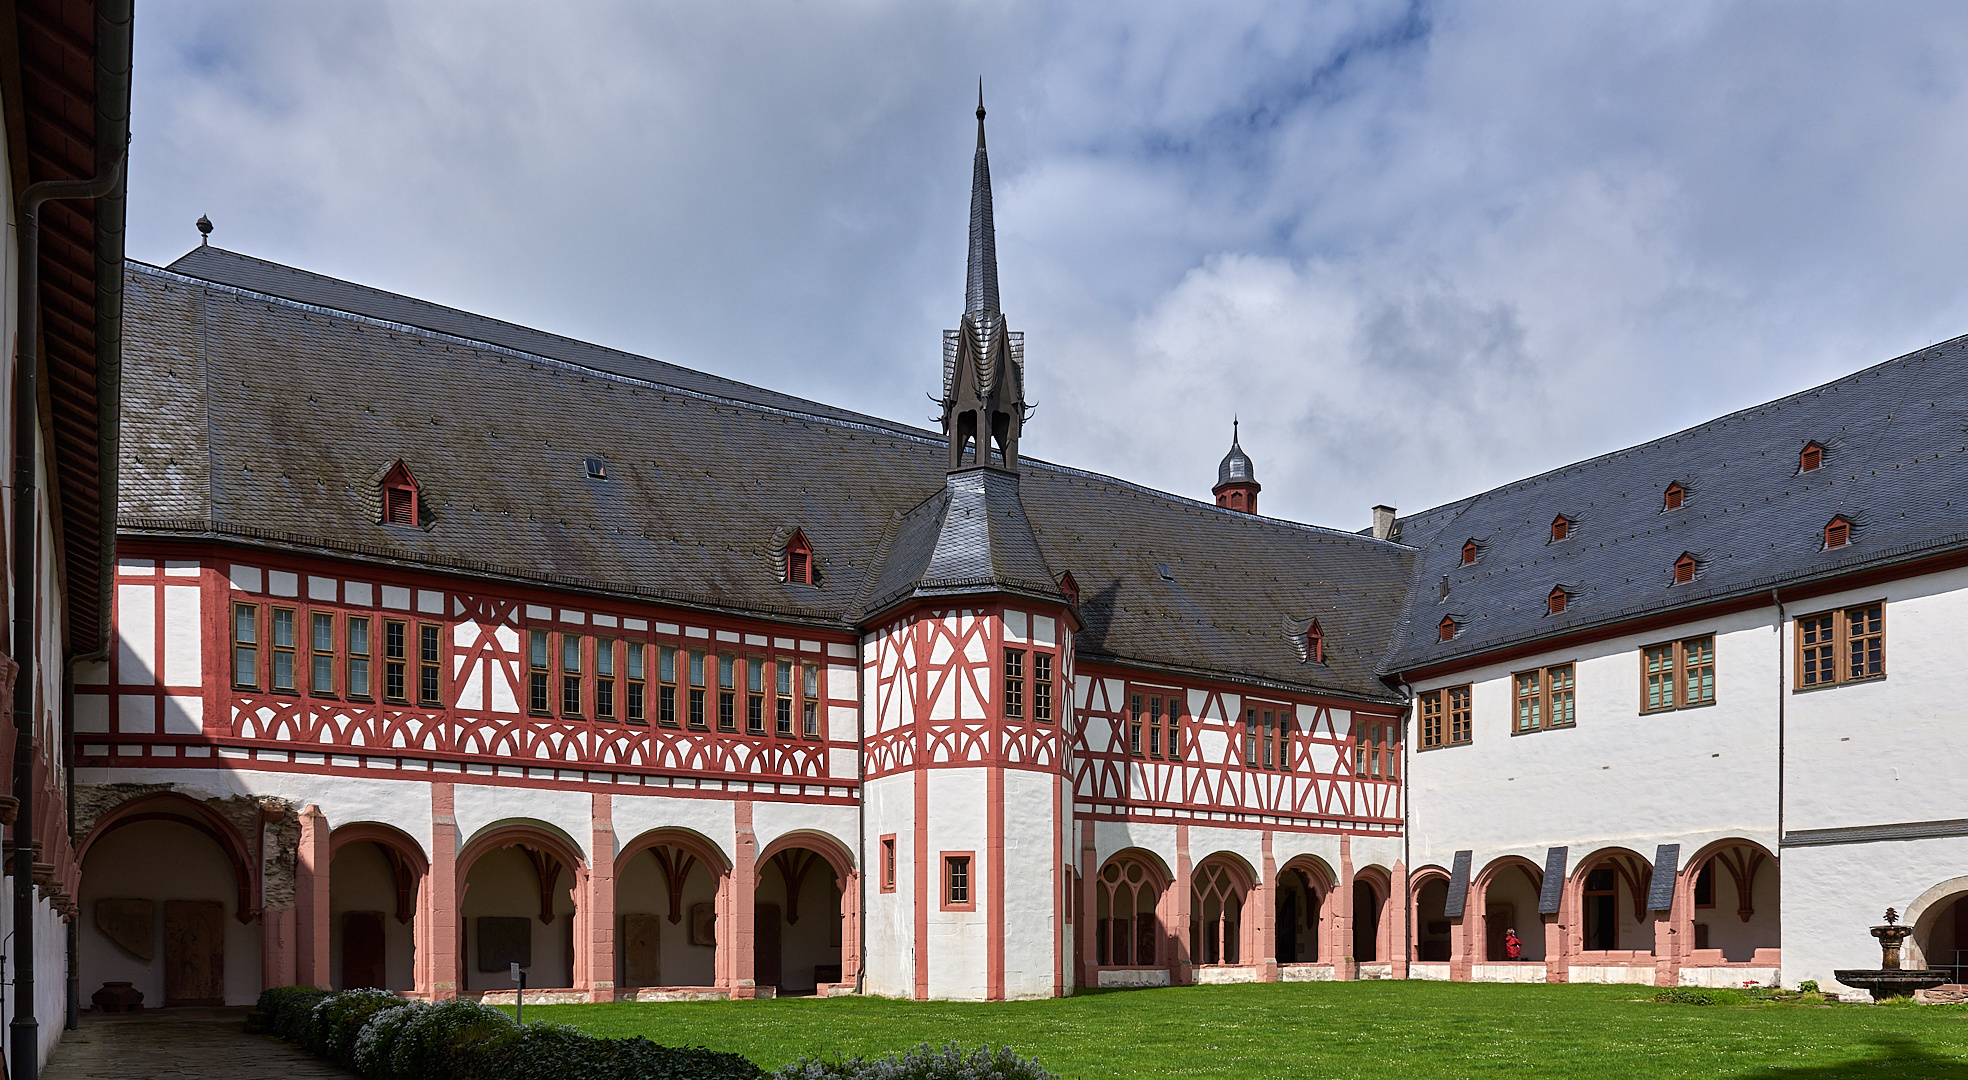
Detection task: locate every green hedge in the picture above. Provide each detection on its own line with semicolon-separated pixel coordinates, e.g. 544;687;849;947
250;988;762;1080
770;1043;1056;1080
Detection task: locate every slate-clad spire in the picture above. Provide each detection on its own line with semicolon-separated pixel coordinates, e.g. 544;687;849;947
942;86;1026;472
1214;419;1261;514
966;83;998;317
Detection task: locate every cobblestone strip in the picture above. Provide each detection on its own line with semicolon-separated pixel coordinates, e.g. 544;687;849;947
43;1010;353;1079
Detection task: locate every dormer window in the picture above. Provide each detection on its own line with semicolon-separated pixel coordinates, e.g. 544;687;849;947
1461;539;1479;565
583;457;608;480
1438;616;1458;642
1307;621;1324;664
378;461;422;527
784;530;815;586
1663;482;1685;511
1800;441;1825;472
1547;586;1569;615
1550;515;1573;542
1058;571;1080;607
1824;515;1852;549
1673;553;1698;585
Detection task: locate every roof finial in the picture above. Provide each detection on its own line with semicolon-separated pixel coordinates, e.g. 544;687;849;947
965;84;999;317
1233;415;1240;445
196;214;213;245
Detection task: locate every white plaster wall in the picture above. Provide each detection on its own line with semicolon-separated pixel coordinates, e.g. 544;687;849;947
328;840;417;990
925;768;988;1000
85;768;440;858
1785;835;1968;992
1784;568;1968;832
614;852;718;986
1001;769;1059;999
1187;826;1262;877
753;801;857;869
1408;605;1781;876
610;792;736;866
1092;820;1176;870
1271;835;1343;883
460;845;576;991
861;773;914;997
456;785;591;862
78;819;264;1006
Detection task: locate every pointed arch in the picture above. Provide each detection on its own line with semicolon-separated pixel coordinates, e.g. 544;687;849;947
330;822;429;925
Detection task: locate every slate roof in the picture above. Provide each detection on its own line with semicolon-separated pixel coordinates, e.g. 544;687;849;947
119;249;1415;703
863;468;1062;618
1382;336;1968;674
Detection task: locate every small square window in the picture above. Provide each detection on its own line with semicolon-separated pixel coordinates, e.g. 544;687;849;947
942;853;974;910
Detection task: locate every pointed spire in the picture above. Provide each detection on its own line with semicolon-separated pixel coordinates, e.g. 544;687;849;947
966;81;999;317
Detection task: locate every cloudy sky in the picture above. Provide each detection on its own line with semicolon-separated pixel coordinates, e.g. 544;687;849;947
126;1;1968;529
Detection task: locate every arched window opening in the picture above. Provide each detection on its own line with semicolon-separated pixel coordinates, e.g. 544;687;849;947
785;530;814;586
1190;860;1248;965
1800;441;1825;472
1674;553;1698;585
1094;856;1165;967
1825;516;1852;549
1663;482;1685;511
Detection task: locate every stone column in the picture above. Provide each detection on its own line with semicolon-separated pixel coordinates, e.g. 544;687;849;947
296;805;332;989
1257;831;1278;981
586;794;616;1002
1336;835;1356;980
1171;824;1193;985
1079;821;1099;988
1389;860;1410;979
729;799;758;998
1543;912;1564;983
427;783;458;1000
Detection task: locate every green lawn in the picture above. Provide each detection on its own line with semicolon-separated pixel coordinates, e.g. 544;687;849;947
516;981;1968;1079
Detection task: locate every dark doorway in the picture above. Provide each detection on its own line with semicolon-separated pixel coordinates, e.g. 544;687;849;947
1585;868;1617;950
754;904;782;989
164;900;225;1006
1353;882;1379;962
341;910;387;989
1278;891;1298;962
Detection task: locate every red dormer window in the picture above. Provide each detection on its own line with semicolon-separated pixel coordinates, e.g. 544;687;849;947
1550;515;1572;542
1548;587;1568;615
1058;571;1080;607
1663;482;1685;511
1800;441;1824;472
1307;621;1324;664
1825;516;1852;549
785;530;814;586
379;461;421;527
1461;539;1479;565
1438;616;1457;642
1674;553;1697;585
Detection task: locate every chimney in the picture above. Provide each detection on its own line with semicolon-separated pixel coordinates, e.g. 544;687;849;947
1371;505;1398;541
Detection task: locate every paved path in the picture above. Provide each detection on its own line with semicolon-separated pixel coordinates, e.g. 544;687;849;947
43;1008;353;1079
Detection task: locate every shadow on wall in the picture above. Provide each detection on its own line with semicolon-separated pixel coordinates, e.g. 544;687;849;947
1734;1037;1964;1079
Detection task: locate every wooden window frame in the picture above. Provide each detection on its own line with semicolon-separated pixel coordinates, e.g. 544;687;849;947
347;615;372;700
774;657;794;736
308;611;337;697
745;656;766;735
785;530;814;586
596;637;618;720
1418;689;1444;748
625;641;647;724
1438;616;1457;642
1795;601;1886;690
1663;482;1685;511
417;622;444;707
1148;695;1163;758
1242;708;1257;766
1004;648;1026;720
1640;635;1716;713
1550;515;1572;542
383;619;410;704
1166;694;1183;760
1448;684;1472;746
1548;587;1568;615
880;835;897;893
1129;694;1144;756
1800;441;1824;472
687;650;708;730
1033;652;1054;724
716;654;736;732
1511;663;1576;734
232;602;260;689
801;661;821;738
1824;516;1852;549
1461;539;1479;565
1306;622;1324;664
1674;553;1697;585
1353;718;1398;780
658;645;679;727
528;629;552;715
941;852;976;911
269;606;298;693
561;633;585;718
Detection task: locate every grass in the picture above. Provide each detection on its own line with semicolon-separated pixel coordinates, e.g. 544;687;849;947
514;981;1968;1079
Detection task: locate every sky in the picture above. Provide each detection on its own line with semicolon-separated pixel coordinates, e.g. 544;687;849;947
125;1;1968;531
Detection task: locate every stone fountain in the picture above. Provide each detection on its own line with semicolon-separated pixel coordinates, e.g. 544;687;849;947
1834;908;1950;1001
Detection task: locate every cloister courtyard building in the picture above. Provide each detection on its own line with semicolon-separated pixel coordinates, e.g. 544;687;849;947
67;103;1968;1008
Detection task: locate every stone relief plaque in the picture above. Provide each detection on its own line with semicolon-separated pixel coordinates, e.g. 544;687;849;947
96;898;154;962
690;903;717;948
476;916;531;973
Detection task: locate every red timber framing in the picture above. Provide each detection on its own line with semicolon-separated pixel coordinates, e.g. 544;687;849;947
81;543;861;800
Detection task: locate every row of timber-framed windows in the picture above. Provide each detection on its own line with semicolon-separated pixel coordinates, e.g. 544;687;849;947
1796;601;1885;689
233;603;438;706
1003;646;1057;724
1512;663;1575;734
1354;717;1399;779
1416;684;1473;749
1642;635;1715;712
637;644;822;736
1240;704;1291;770
527;631;650;722
1126;688;1183;758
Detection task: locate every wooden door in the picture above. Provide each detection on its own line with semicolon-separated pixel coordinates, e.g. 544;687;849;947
754;904;781;989
342;910;387;989
622;914;662;988
163;900;225;1006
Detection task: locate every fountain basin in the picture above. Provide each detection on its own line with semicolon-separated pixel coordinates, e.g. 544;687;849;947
1834;968;1949;1001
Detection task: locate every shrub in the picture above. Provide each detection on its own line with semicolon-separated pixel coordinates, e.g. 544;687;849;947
458;1020;764;1080
388;998;515;1080
1798;980;1820;994
247;986;333;1040
309;987;410;1066
770;1042;1056;1080
1651;987;1717;1006
354;1000;431;1080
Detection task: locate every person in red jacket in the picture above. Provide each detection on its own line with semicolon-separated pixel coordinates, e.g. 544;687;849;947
1505;928;1523;960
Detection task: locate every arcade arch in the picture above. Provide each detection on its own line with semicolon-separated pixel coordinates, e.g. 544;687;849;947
1410;867;1452;963
1190;854;1255;966
1353;867;1391;964
754;831;855;994
1572;848;1654;954
1275;856;1333;966
328;823;426;991
1683;840;1779;963
1908;875;1968;979
614;828;729;990
1094;850;1170;968
456;823;586;992
1473;856;1545;962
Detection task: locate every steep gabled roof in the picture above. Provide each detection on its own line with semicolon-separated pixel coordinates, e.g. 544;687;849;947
121;253;1415;702
1383;337;1968;674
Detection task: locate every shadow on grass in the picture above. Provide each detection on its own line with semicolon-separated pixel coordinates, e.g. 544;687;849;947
1731;1035;1966;1079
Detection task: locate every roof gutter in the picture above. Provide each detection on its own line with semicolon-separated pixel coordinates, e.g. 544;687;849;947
87;0;133;659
